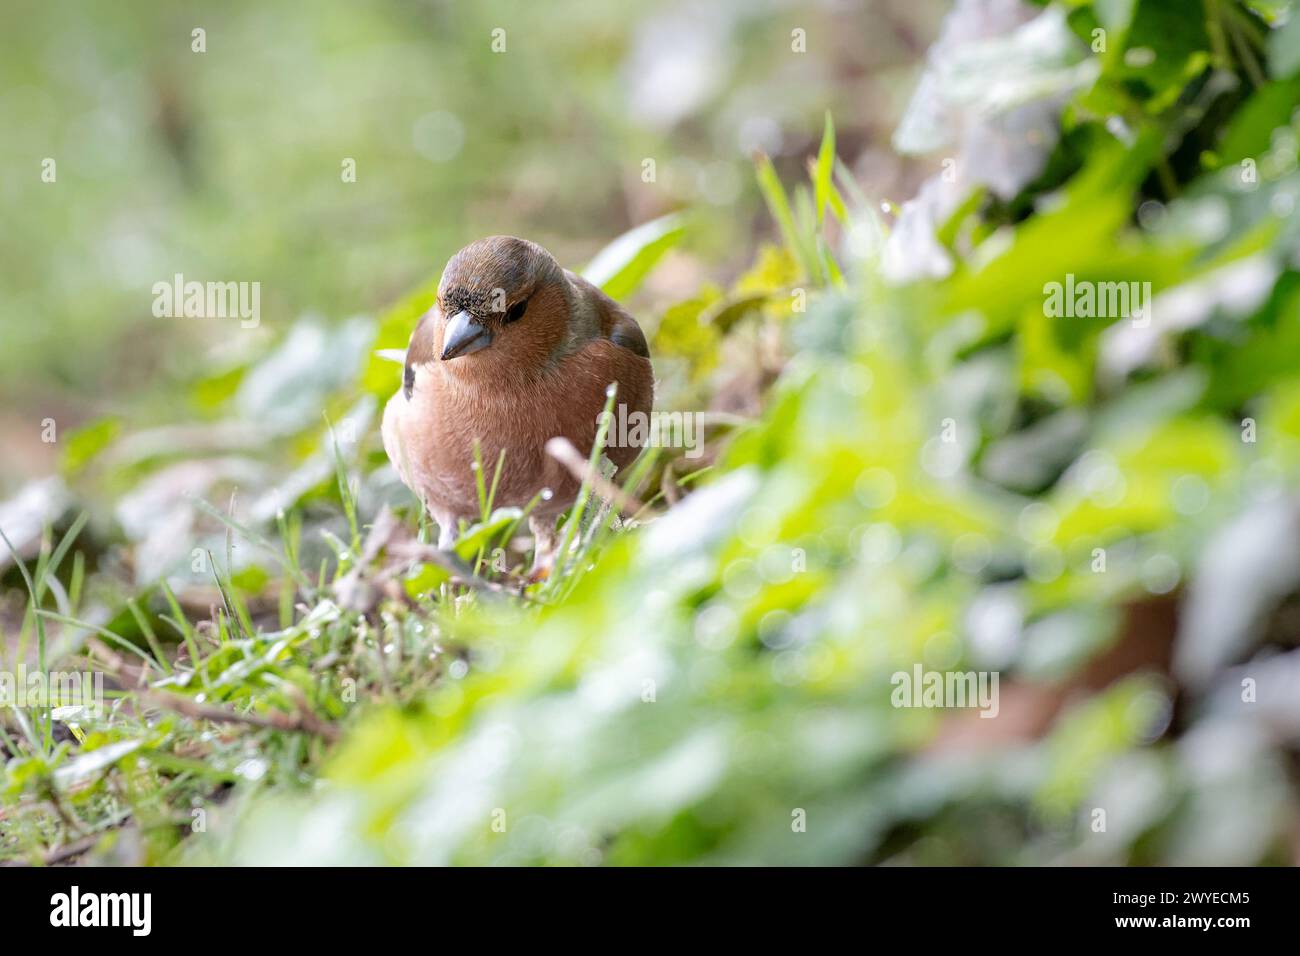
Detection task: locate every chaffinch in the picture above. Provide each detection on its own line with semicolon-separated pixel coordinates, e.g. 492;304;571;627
382;236;654;570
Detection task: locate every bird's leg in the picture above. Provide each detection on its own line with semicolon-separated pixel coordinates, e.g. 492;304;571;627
436;519;456;550
528;514;560;579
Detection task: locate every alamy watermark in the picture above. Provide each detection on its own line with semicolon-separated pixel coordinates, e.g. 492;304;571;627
891;664;1000;718
1043;273;1151;328
50;886;151;936
0;666;105;716
599;403;705;459
152;273;260;328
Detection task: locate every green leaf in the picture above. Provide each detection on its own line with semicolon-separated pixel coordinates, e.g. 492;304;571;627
361;276;441;399
403;561;451;598
1269;8;1300;78
52;739;145;790
60;417;121;476
1214;76;1300;164
1094;0;1137;34
452;507;525;562
652;287;723;379
581;213;685;302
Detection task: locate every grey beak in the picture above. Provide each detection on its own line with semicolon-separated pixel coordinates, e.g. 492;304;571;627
440;310;493;360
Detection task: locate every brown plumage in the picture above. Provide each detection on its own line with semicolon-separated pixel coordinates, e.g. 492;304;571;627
381;236;654;566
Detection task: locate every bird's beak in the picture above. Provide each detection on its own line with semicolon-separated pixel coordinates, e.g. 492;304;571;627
440;310;493;361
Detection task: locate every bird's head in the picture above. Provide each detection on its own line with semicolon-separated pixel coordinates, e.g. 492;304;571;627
424;236;572;382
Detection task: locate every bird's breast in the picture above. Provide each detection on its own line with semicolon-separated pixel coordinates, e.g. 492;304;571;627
388;344;653;520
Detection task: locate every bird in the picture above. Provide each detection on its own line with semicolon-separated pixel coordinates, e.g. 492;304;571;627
381;236;654;573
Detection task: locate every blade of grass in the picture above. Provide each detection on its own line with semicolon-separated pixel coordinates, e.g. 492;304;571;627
126;597;172;676
0;719;20;759
755;151;818;280
192;498;312;592
325;415;361;555
7;704;41;753
815;110;836;224
224;491;237;598
36;610;161;673
486;448;506;517
68;551;85;612
546;386;619;593
793;186;828;285
0;525;52;752
208;548;255;642
159;581;208;691
472;440;489;522
275;507;302;579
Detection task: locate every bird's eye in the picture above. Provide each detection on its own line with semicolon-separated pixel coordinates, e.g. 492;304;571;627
505;298;528;323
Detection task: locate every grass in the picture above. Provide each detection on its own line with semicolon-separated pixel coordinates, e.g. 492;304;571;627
0;371;667;863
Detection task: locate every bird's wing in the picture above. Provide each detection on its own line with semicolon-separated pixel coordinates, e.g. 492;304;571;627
566;271;650;358
607;309;650;358
402;309;439;399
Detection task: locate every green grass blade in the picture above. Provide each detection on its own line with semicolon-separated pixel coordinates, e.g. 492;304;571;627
815;110;836;224
755;152;817;280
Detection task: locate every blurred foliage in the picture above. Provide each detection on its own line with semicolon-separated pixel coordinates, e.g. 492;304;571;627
4;0;1300;867
0;0;939;423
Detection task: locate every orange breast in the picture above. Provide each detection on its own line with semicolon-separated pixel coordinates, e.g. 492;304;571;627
386;342;654;522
